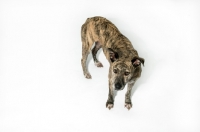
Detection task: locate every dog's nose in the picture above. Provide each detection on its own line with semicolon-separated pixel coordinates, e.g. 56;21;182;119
115;83;122;90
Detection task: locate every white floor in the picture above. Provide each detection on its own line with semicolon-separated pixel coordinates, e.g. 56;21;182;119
0;0;199;132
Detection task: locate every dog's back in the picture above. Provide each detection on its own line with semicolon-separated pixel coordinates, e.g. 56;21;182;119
81;16;138;60
81;16;120;45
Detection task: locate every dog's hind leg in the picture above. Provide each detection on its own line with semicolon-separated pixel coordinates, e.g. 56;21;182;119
92;41;103;67
81;41;92;79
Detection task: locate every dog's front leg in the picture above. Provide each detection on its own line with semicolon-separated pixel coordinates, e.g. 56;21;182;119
106;81;114;110
125;82;135;110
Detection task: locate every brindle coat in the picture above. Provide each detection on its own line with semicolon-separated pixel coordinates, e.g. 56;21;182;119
81;16;144;110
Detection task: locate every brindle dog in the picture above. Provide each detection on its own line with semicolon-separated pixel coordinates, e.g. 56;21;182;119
81;16;144;110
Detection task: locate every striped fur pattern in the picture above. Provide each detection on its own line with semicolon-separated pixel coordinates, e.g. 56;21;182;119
81;16;144;110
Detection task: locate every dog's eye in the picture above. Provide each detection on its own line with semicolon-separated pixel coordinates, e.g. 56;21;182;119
124;72;130;76
113;69;117;73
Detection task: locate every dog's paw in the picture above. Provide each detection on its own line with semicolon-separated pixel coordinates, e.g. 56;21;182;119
84;73;92;79
106;101;114;110
125;102;132;110
107;104;114;110
95;61;103;67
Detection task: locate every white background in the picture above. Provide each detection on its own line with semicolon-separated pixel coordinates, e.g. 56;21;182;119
0;0;200;132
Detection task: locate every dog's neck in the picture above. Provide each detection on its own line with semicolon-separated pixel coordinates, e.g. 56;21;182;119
114;45;139;60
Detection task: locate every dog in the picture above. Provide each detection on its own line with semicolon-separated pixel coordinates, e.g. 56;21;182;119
81;16;144;110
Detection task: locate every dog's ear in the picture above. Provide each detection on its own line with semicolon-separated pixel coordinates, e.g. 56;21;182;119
108;48;119;62
131;56;145;67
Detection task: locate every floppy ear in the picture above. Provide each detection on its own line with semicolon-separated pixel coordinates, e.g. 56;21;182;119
108;48;119;62
131;56;145;67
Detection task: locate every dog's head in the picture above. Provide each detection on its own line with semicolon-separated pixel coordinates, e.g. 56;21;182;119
108;48;144;91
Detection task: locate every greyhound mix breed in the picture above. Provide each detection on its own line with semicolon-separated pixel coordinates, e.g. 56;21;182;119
81;16;144;110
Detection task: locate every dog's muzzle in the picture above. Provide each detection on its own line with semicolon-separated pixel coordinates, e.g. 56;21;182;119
115;83;122;90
